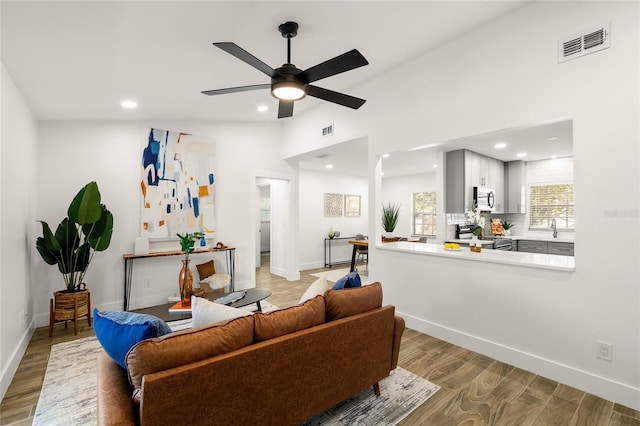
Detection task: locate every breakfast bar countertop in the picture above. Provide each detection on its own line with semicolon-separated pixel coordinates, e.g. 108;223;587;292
377;241;575;272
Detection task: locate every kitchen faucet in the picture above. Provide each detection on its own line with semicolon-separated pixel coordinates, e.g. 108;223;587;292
550;218;558;238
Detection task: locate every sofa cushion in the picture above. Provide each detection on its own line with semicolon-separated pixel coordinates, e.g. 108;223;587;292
93;309;172;369
254;296;325;342
191;295;251;327
331;270;362;290
126;315;254;402
299;276;328;304
196;260;216;280
325;282;383;321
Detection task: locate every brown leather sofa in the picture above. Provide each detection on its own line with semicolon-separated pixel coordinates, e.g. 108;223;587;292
97;282;405;426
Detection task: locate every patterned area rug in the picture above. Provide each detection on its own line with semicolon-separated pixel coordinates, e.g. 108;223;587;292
34;335;438;425
311;267;371;285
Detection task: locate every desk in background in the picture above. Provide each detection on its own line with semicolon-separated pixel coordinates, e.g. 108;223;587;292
122;246;235;311
324;236;356;268
348;240;368;272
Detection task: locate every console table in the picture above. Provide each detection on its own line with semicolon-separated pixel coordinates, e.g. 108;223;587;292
122;246;235;311
324;236;356;268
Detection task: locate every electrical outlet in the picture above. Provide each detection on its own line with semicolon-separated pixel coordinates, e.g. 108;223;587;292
143;278;151;289
597;341;613;362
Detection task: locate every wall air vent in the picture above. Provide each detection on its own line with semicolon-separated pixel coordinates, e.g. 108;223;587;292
559;23;610;63
321;124;334;137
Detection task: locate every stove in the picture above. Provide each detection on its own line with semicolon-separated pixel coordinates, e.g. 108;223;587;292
481;236;513;251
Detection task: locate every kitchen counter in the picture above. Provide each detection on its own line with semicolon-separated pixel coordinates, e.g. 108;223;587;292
377;241;575;272
445;238;496;246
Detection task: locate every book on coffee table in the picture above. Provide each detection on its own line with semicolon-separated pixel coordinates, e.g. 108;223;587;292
169;301;191;313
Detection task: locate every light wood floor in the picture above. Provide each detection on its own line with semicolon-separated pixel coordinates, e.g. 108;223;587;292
1;255;638;425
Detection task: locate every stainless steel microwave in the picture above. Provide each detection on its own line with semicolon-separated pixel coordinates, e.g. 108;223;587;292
473;186;495;211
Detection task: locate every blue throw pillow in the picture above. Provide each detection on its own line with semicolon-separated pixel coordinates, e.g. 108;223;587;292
93;309;172;369
332;270;362;290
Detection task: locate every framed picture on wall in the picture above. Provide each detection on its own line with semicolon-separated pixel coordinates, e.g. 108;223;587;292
344;194;361;217
324;193;343;217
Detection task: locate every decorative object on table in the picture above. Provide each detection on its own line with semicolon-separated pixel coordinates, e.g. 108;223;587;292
344;194;361;217
491;218;503;235
328;226;335;239
324;192;343;217
36;181;113;336
382;202;401;237
134;236;149;255
177;231;205;306
502;221;513;236
140;128;215;239
465;206;486;238
470;236;482;253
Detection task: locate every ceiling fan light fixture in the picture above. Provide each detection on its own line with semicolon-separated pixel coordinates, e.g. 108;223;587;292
271;81;306;101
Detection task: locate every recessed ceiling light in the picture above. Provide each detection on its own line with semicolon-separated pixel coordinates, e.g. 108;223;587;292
257;105;269;112
494;142;507;149
547;136;559;141
516;152;528;158
382;154;390;158
551;155;558;159
380;172;385;176
121;100;137;109
433;164;438;168
325;164;334;169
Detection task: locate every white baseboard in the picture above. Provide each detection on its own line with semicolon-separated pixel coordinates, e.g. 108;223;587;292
1;321;35;401
399;311;640;411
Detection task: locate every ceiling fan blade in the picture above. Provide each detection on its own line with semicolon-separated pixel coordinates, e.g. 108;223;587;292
278;100;294;119
299;49;368;84
201;84;270;96
213;42;275;77
306;85;366;109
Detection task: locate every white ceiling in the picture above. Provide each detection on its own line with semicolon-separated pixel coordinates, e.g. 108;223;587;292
1;1;530;122
297;118;573;178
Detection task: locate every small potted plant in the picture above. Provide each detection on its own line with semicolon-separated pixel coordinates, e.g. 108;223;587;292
176;231;205;305
502;221;514;236
36;181;113;335
381;202;400;239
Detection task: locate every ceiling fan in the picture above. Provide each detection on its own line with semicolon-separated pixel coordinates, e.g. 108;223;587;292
201;21;369;119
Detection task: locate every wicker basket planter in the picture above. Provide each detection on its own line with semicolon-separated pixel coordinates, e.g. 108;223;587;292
49;288;91;337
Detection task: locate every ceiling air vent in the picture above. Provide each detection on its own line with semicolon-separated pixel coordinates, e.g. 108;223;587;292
559;23;610;63
322;124;334;137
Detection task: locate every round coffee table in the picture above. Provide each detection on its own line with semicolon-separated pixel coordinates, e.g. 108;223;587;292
212;289;272;312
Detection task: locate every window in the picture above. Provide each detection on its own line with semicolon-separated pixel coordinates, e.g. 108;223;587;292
529;184;574;230
260;197;271;221
413;192;436;236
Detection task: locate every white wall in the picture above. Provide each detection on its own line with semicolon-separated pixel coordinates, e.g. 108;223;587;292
33;121;296;318
381;173;437;238
283;2;640;409
1;64;38;399
298;169;368;270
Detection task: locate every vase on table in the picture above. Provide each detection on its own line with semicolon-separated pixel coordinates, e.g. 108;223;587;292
178;259;193;306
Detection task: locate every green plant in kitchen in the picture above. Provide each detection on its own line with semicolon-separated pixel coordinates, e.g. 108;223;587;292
465;207;486;237
502;221;513;230
381;202;401;233
36;181;114;293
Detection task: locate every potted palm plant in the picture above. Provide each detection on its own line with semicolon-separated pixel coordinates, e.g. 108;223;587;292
381;202;400;239
36;181;113;335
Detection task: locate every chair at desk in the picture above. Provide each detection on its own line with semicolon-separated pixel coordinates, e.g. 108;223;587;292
355;234;368;265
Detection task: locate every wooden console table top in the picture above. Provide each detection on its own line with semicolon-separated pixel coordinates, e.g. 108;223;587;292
123;246;235;260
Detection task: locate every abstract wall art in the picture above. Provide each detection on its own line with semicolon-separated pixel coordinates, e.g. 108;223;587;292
344;194;361;217
140;128;216;239
324;193;343;217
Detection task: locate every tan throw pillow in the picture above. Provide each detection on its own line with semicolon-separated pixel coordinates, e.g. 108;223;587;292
298;276;328;304
191;295;251;328
325;282;383;321
196;260;216;280
253;296;325;342
126;315;254;403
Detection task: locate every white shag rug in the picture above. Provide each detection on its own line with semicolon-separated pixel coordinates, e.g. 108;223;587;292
311;267;370;285
34;336;438;426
